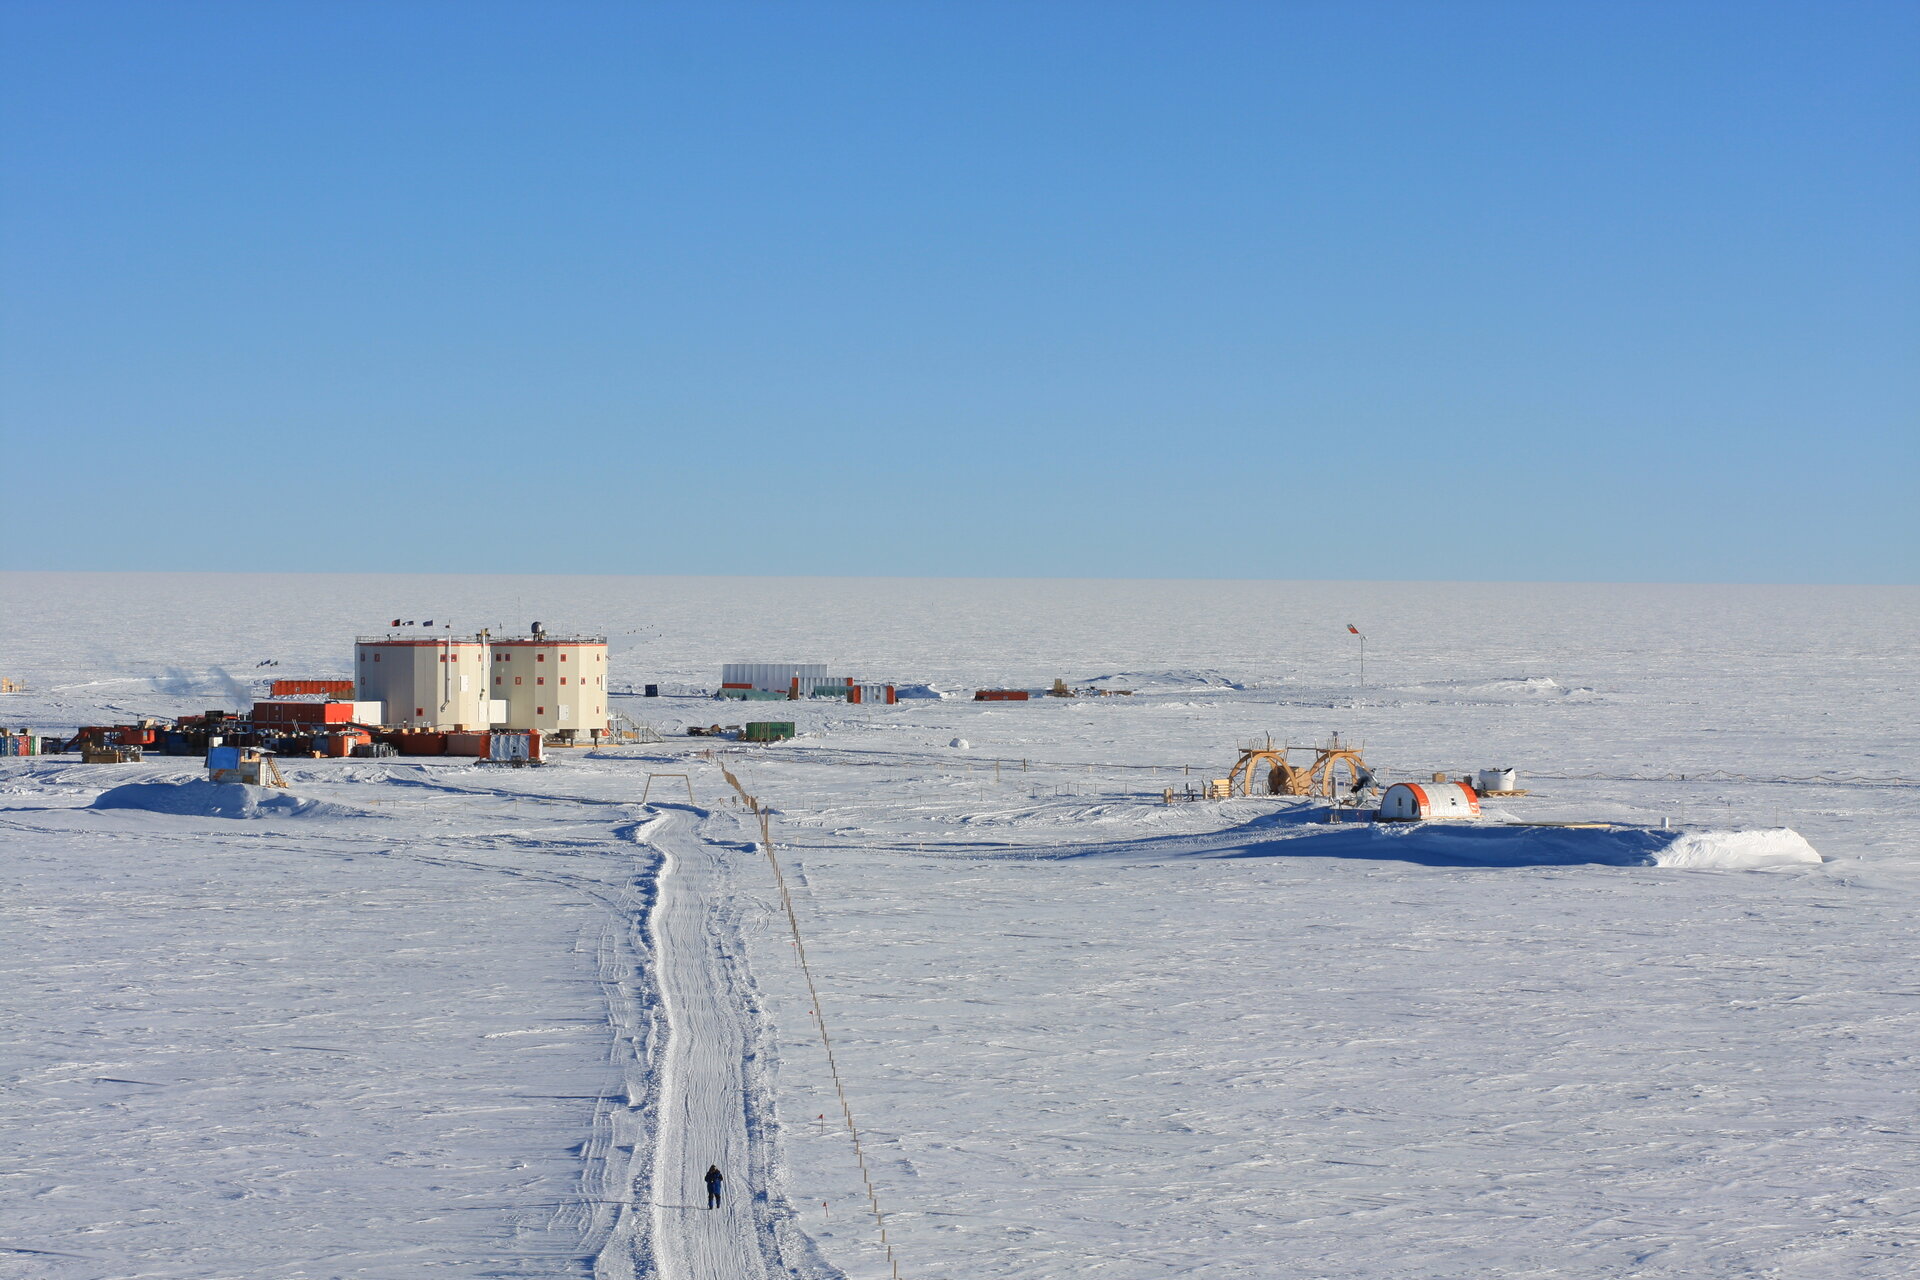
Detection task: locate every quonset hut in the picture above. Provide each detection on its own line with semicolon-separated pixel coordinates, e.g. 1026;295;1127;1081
1378;781;1482;822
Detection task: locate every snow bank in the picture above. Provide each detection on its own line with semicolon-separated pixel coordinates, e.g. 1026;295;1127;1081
1033;814;1822;870
1401;675;1599;702
92;780;359;820
1080;669;1247;692
1653;827;1822;869
1363;823;1819;869
892;683;949;700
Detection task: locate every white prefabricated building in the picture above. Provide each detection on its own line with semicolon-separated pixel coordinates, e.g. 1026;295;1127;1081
490;633;609;741
355;637;494;730
722;663;829;694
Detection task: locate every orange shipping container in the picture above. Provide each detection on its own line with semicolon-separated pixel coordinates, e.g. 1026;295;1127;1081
271;679;355;698
318;730;371;758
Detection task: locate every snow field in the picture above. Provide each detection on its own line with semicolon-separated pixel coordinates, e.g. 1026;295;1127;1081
717;748;1919;1279
0;770;626;1278
3;574;1918;1279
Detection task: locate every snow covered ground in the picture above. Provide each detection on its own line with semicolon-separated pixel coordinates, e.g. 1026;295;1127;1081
2;573;1917;1278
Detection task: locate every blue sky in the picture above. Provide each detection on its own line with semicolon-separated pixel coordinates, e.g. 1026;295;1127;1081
3;1;1913;581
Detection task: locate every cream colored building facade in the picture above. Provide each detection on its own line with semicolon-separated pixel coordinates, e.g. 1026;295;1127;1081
489;634;609;741
354;637;493;730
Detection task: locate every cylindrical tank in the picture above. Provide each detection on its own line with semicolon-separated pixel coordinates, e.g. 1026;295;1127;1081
1378;781;1482;822
355;635;491;730
1477;768;1517;792
490;633;610;740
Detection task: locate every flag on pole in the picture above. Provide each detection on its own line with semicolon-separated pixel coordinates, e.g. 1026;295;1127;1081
1347;624;1361;635
391;618;401;627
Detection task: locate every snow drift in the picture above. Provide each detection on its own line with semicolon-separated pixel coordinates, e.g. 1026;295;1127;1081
1028;814;1822;870
1652;826;1823;869
1361;822;1821;869
1080;669;1247;692
92;780;360;820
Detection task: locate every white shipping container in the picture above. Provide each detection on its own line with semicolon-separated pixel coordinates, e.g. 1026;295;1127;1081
489;730;540;763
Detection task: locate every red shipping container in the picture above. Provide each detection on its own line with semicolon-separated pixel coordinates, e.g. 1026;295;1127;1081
444;731;489;757
973;690;1031;701
270;679;355;698
253;701;355;725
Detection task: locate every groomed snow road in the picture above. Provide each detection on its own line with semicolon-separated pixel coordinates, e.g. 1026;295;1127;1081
622;806;772;1280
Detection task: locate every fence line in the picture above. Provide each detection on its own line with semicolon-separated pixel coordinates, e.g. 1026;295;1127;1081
714;761;905;1280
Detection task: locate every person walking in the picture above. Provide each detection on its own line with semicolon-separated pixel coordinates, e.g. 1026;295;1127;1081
704;1164;724;1210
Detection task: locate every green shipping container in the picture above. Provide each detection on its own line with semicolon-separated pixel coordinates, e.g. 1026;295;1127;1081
742;721;796;742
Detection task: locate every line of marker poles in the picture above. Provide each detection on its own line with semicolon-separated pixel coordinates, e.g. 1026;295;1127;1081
716;762;904;1280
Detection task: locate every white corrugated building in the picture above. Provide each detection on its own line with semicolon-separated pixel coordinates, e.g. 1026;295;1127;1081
721;663;829;695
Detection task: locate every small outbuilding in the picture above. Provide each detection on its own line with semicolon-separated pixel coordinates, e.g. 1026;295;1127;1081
1378;781;1481;822
208;745;285;786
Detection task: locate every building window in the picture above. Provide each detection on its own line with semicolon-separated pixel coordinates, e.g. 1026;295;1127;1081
373;653;381;662
560;653;567;662
537;654;546;662
560;677;567;685
514;677;522;685
537;677;545;685
493;676;501;686
537;706;545;715
415;707;423;716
